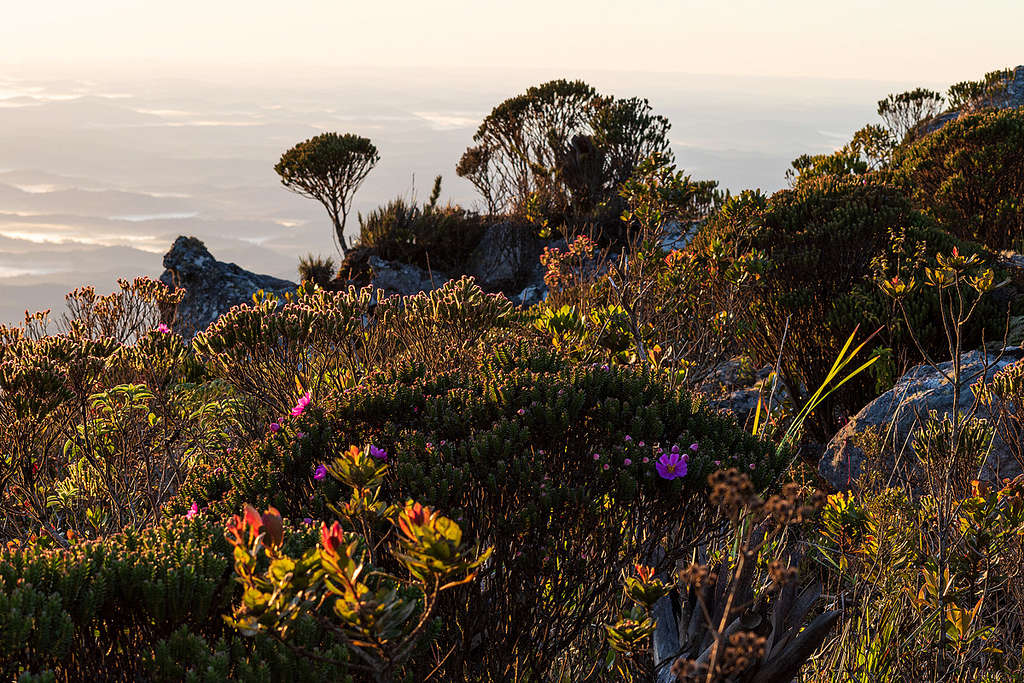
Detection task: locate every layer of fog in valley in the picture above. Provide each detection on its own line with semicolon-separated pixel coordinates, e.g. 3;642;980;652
0;65;926;325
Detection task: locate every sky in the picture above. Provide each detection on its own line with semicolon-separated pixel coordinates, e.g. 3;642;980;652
2;0;1022;82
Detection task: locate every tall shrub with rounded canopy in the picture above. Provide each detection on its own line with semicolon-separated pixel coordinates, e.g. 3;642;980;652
456;79;671;226
275;133;379;255
897;107;1024;251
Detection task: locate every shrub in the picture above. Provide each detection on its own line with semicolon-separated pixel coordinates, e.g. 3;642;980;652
193;278;515;424
456;79;672;232
275;132;379;255
0;515;352;681
355;178;486;272
176;342;783;680
694;175;1004;432
897;107;1024;251
0;282;232;543
297;254;336;288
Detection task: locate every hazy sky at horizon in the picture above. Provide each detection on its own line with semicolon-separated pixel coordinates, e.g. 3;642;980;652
2;0;1022;82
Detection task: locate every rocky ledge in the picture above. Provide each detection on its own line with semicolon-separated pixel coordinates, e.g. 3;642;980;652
160;236;297;336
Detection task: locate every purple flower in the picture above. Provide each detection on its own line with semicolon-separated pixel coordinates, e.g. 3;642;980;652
624;435;632;442
638;441;645;447
690;443;699;452
656;452;688;480
269;422;281;433
671;444;680;454
302;517;314;525
369;445;388;461
624;458;632;466
517;408;526;416
185;502;199;519
291;392;311;417
313;464;327;481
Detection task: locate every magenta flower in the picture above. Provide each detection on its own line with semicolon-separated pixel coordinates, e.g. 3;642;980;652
517;408;526;416
656;452;688;480
269;422;281;433
603;463;609;470
690;443;699;452
291;392;311;417
593;453;601;461
302;517;314;525
156;323;171;334
185;501;199;519
624;458;632;466
313;464;327;480
369;445;388;461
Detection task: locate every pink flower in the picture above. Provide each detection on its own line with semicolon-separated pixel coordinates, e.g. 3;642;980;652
156;323;171;334
690;443;699;452
185;502;199;519
603;464;609;470
624;458;632;466
296;431;305;439
593;453;601;460
656;452;687;480
291;392;311;417
313;464;327;480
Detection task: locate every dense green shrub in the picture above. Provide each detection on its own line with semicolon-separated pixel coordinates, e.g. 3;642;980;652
897;107;1024;251
694;175;1004;431
296;254;335;288
355;178;486;272
456;79;672;234
0;516;351;681
173;342;783;680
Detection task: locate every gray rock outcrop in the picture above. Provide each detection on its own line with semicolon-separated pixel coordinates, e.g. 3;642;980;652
160;236;296;335
819;348;1024;490
368;255;449;298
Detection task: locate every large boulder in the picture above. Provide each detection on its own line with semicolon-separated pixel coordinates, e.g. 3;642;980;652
160;236;296;335
819;348;1024;490
466;222;540;293
368;255;448;298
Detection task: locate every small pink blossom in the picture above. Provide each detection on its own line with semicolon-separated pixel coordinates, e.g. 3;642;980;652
269;422;281;433
156;323;171;334
624;458;632;466
185;502;199;519
291;392;311;417
313;464;327;480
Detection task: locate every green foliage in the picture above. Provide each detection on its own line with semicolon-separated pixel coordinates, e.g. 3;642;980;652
877;88;945;143
225;451;490;680
297;254;335;288
696;174;1006;431
356;179;486;271
181;341;782;679
897;107;1024;251
456;79;672;233
947;68;1015;111
275;132;380;254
